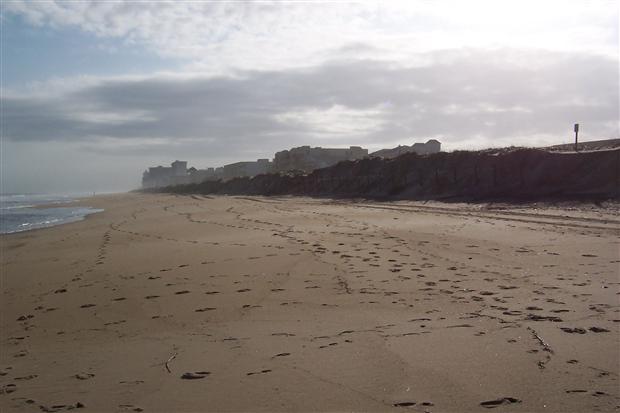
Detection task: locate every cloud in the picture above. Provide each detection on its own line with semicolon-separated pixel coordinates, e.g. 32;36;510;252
2;1;618;194
4;49;618;158
4;1;618;76
274;104;390;139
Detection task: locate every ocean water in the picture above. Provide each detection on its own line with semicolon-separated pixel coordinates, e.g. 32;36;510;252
0;194;103;234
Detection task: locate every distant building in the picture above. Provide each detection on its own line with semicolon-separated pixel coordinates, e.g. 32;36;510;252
274;146;368;173
371;139;441;159
143;160;218;188
141;140;437;189
142;165;174;188
171;160;187;176
187;166;222;184
223;159;272;181
414;139;441;154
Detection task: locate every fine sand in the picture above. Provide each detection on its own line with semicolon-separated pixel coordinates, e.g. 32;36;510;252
1;193;619;412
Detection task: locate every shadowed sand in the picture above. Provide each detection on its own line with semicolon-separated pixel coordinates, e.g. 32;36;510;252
1;193;618;412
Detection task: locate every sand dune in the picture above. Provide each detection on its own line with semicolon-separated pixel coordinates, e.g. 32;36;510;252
1;193;618;412
152;146;620;201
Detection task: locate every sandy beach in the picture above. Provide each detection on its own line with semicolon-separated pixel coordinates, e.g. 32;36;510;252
1;193;618;412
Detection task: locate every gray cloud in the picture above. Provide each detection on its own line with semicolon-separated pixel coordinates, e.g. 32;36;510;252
4;48;618;158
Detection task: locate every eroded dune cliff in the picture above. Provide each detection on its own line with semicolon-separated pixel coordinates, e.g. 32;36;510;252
146;147;620;201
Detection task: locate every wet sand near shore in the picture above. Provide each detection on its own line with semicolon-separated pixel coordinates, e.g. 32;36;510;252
1;193;619;412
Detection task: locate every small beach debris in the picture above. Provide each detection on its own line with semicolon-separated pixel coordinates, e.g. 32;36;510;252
165;353;177;373
528;327;553;353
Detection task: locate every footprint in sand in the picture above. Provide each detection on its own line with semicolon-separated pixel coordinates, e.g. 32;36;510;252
242;304;262;309
526;314;563;322
195;307;216;312
480;397;521;408
246;369;271;376
272;352;291;358
0;383;17;394
393;401;416;407
498;285;518;290
39;402;85;412
181;371;210;380
15;374;37;381
502;310;522;316
119;404;144;412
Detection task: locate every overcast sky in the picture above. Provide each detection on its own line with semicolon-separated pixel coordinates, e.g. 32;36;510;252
2;1;618;194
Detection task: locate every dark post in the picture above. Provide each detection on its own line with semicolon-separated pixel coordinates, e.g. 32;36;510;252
574;123;579;151
616;151;620;187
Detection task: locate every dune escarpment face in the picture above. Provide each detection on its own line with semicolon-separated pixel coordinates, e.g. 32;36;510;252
150;147;620;202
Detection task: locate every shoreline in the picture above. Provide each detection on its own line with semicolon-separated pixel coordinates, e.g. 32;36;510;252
0;210;103;236
0;193;124;236
1;192;618;412
7;192;618;238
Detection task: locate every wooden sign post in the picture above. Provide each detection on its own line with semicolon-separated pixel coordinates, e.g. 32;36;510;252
574;123;579;151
